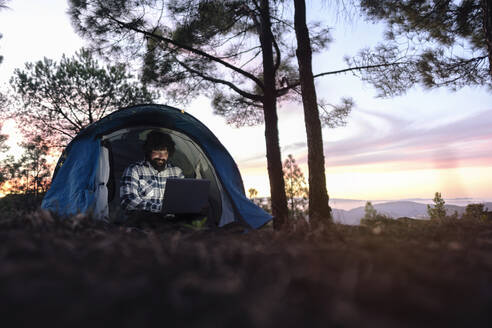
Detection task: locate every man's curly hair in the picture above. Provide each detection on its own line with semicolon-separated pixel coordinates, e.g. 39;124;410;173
143;131;176;156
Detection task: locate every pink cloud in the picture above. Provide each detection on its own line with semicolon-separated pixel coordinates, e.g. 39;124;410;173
236;109;492;172
296;109;492;170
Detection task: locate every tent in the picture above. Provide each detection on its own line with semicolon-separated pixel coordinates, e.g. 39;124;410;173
41;104;272;229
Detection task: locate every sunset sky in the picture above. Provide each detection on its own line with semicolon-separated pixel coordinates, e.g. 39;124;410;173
1;1;491;201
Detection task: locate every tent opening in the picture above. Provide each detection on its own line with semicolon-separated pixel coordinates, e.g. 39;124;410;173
95;127;236;226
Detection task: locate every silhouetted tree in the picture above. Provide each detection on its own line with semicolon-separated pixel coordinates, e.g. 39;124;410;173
0;136;51;196
9;48;157;147
18;136;52;196
0;125;9;184
0;127;7;152
363;201;378;220
248;188;259;200
0;88;8;108
427;192;446;220
348;0;492;97
283;154;308;219
462;203;487;220
293;0;330;226
248;187;261;207
0;155;22;194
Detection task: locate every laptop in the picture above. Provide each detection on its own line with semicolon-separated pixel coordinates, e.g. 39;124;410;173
161;178;211;214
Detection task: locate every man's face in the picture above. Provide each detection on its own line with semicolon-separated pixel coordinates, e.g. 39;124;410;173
149;149;169;171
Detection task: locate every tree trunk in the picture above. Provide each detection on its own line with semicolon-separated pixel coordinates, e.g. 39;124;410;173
482;0;492;78
293;0;332;227
258;0;289;229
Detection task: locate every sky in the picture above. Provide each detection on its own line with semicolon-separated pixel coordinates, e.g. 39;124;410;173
1;1;492;202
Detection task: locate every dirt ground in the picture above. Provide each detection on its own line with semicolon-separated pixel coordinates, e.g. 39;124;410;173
1;210;492;327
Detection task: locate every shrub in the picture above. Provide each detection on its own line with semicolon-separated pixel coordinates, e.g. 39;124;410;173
462;203;487;221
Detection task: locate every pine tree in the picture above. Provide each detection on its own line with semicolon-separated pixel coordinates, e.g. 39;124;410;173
10;48;157;147
348;0;492;96
427;192;447;220
293;0;332;226
0;136;51;196
283;154;309;219
18;136;52;196
363;201;378;220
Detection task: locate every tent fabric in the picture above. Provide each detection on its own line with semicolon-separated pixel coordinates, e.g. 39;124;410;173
41;104;272;229
42;137;101;216
93;146;110;219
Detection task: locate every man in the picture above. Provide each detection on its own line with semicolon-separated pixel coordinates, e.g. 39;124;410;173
120;131;184;219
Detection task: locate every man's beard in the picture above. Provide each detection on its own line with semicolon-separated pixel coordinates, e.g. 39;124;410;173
150;158;167;171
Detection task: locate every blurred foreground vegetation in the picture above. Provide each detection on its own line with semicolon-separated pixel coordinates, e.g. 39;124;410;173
1;197;492;327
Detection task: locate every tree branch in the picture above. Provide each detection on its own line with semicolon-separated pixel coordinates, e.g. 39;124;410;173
272;32;281;75
275;61;404;96
107;15;266;90
43;91;84;132
219;45;262;60
313;62;404;78
176;59;263;101
240;49;262;69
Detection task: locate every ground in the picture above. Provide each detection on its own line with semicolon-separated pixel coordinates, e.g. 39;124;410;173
1;207;492;327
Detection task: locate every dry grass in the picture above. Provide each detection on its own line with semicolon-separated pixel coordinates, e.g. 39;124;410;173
1;208;492;327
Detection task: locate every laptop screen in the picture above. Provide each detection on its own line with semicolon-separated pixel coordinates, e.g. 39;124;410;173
161;178;210;214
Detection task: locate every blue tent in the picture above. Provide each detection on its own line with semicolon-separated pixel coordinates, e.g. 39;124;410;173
41;104;271;229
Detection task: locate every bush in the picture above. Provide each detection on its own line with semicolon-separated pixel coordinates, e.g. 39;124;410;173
462;203;487;221
360;214;394;227
0;193;45;213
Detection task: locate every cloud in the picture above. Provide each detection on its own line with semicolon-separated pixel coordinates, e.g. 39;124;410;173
282;142;307;153
234;106;492;173
290;108;492;170
236;142;309;169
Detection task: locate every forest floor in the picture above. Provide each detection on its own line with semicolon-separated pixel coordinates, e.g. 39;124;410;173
1;206;492;328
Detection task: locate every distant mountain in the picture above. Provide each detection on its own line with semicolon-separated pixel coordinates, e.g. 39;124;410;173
332;201;492;225
252;197;492;225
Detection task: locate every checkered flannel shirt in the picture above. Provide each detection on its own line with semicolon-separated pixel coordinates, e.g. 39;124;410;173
120;160;184;213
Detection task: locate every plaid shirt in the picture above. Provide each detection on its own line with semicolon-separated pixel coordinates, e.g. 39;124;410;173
120;160;184;213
